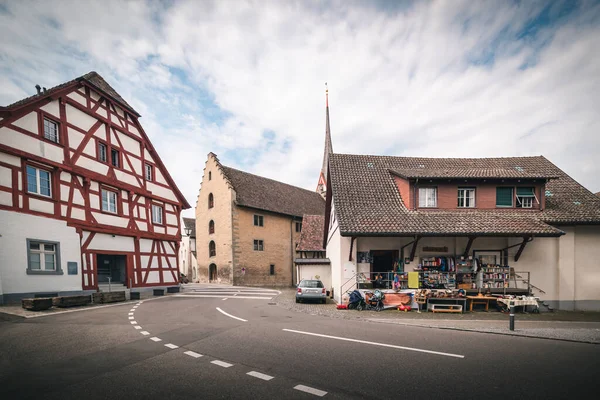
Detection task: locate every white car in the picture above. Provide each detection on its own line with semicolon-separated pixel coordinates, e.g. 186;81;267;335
296;279;327;304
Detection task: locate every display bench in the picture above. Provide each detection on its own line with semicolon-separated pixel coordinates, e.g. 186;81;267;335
426;297;466;313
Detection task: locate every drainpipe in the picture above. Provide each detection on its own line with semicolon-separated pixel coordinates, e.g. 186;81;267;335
413;178;419;210
291;218;294;287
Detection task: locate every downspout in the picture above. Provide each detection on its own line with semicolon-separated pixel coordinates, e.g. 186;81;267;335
413;178;418;209
291;218;294;287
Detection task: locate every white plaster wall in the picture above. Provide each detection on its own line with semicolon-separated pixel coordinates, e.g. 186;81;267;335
29;198;54;214
92;212;129;228
0;152;20;167
558;227;576;310
118;133;141;157
78;157;109;176
140;239;153;253
11;112;37;133
66;104;97;131
87;233;134;252
574;225;600;309
510;236;559;298
71;208;85;220
166;213;177;226
147;182;177;202
114;170;138;187
0;165;12;188
326;224;342;303
67;91;86;107
128;124;141;138
67;127;83;149
0;127;64;164
0;210;81;295
40;100;60;118
147;271;159;283
298;264;332;291
0;191;12;206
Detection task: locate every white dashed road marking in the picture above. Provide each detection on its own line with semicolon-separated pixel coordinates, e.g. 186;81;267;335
128;313;134;316
184;351;203;358
141;331;150;335
222;298;227;301
150;337;162;342
247;371;274;381
165;343;179;349
294;385;328;397
130;321;137;325
134;326;142;330
128;316;134;320
282;329;465;359
211;360;233;368
177;295;272;300
216;307;247;322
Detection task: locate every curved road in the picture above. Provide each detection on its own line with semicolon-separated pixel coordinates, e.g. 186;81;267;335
1;284;599;399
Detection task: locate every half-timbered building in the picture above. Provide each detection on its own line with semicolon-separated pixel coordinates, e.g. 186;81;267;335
0;72;190;303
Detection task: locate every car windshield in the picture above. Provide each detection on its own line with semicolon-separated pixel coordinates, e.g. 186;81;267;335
300;280;323;288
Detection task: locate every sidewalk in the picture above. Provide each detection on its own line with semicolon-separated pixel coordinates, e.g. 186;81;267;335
274;289;600;344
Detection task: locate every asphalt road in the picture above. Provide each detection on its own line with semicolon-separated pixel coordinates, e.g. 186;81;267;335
1;285;599;400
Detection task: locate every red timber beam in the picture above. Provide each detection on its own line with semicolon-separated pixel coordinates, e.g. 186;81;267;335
409;236;421;262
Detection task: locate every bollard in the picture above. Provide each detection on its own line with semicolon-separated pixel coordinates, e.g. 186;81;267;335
509;305;515;331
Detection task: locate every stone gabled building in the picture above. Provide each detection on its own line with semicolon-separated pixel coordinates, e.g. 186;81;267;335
195;153;325;286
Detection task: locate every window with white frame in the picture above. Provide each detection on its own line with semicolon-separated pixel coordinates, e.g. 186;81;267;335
27;239;62;275
254;215;264;227
152;204;163;224
43;118;59;143
101;188;118;213
418;187;437;208
457;188;476;208
145;164;153;181
26;165;52;197
98;142;108;162
253;239;264;251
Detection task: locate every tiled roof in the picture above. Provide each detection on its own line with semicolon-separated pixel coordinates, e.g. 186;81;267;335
182;217;196;237
297;215;326;251
390;167;557;179
329;154;600;237
596;192;600;197
5;71;139;116
221;166;325;218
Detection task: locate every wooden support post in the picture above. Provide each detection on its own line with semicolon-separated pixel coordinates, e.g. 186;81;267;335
463;236;476;259
348;237;356;261
514;237;532;262
409;237;421;261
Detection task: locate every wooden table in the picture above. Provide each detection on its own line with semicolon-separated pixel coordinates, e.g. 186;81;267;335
426;297;467;313
467;295;497;312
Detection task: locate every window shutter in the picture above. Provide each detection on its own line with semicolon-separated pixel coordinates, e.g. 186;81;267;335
496;187;513;207
516;187;535;196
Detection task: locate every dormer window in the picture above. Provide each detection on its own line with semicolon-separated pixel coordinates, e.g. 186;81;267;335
516;187;536;208
418;187;437;208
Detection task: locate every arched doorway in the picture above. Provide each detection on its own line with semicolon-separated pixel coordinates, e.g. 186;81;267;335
209;263;217;282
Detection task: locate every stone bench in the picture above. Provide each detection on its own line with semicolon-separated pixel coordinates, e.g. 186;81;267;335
166;286;180;294
52;295;91;308
153;289;165;296
92;291;126;304
22;297;53;311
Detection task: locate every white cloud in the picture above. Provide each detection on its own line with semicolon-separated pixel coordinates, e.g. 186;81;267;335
1;0;599;217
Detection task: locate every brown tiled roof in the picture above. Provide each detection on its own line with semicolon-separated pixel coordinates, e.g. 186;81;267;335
390;167;557;179
596;192;600;197
297;215;325;251
5;71;139;116
221;166;325;218
182;217;196;237
329;154;600;237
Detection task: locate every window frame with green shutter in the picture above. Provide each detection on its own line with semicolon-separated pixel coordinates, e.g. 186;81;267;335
26;239;63;275
496;187;514;208
516;187;536;208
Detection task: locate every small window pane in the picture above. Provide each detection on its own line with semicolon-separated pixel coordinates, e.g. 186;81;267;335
30;242;40;250
27;166;38;193
99;143;107;162
111;149;119;167
44;119;58;142
39;170;51;196
145;164;152;181
44;254;55;270
30;253;41;270
44;244;55;252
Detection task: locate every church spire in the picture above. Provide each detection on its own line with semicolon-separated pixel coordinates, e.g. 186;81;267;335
317;83;333;198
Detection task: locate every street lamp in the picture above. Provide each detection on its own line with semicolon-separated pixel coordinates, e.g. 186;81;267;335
184;226;192;236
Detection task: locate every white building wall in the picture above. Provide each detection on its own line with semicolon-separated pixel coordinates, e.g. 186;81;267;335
574;225;600;310
0;210;82;301
298;264;331;292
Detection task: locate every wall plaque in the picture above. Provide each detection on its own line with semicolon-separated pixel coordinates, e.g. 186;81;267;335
67;262;78;275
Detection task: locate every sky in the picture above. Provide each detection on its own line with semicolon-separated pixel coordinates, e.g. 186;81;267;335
1;0;599;217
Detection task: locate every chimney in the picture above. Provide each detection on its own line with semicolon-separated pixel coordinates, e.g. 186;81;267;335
35;84;41;95
43;87;47;93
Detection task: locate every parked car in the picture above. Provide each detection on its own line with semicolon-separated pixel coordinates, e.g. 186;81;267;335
296;279;327;304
